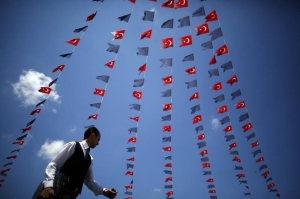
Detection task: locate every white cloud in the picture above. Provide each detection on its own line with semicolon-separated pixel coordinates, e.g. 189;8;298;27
52;109;57;114
153;188;161;193
70;125;77;133
11;69;60;106
211;117;220;130
37;139;65;161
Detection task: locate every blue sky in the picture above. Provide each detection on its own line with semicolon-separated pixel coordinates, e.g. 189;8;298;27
0;0;299;198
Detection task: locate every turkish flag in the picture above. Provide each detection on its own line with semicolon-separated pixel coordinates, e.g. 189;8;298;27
217;105;227;114
65;38;80;46
125;171;134;176
166;191;173;197
165;177;172;182
206;178;214;182
52;64;65;73
223;125;232;133
127;137;137;143
189;92;199;101
88;114;98;120
192;115;202;124
140;29;152;39
267;183;275;189
185;67;196;75
180;35;192;47
164;163;172;167
111;30;125;40
129;0;136;3
209;55;216;65
6;155;17;159
251;141;259;148
162;146;172;152
202;163;210;168
12;141;24;146
236;174;245;179
30;108;41;115
162;76;172;85
232;156;241;163
138;64;146;75
256;157;265;163
38;87;52;94
205;10;218;22
195;23;209;36
127;157;135;161
197;133;205;140
133;91;142;99
94;88;105;97
130;116;139;122
1;168;10;174
229;142;237;150
235;101;246;109
208;190;216;194
86;11;97;22
242;123;252;132
125;185;133;190
211;82;222;91
163;103;172;111
21;126;32;133
105;60;115;68
262;171;270;179
0;179;4;182
200;150;208;157
161;0;174;8
162;126;171;132
161;38;173;49
227;75;238;85
216;45;228;56
175;0;188;9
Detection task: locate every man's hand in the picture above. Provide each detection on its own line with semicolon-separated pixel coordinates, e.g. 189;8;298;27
103;188;118;199
39;187;54;199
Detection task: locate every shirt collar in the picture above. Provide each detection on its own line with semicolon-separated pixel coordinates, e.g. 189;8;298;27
81;140;90;150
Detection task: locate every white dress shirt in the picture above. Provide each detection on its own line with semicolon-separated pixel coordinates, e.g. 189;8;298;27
43;140;105;196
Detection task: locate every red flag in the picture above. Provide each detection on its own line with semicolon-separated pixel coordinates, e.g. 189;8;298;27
262;171;270;179
197;133;205;140
125;171;134;176
211;82;222;91
232;156;241;163
251;141;259;148
166;191;173;197
125;198;132;199
216;45;228;56
179;35;192;47
185;67;196;75
127;137;137;143
162;76;172;85
227;75;238;86
127;157;135;161
30;108;41;115
229;142;237;150
12;141;24;146
162;0;174;8
242;123;252;132
52;64;65;73
175;0;188;9
223;125;232;133
199;150;208;157
133;91;142;99
138;64;146;75
267;183;275;189
208;190;216;194
209;55;216;65
140;29;152;40
236;173;245;179
162;126;171;132
94;88;105;97
86;11;97;22
65;38;80;46
0;179;4;182
256;157;265;163
130;116;139;122
161;38;173;49
1;168;10;174
105;60;115;68
164;163;172;168
195;23;209;36
235;101;246;109
125;185;133;190
165;177;172;182
217;105;228;114
189;92;199;101
129;0;136;3
6;155;17;159
205;10;218;22
88;114;98;120
21;126;32;133
162;146;172;152
38;87;52;94
206;178;214;182
111;30;125;40
163;103;172;111
202;163;210;168
192;115;202;124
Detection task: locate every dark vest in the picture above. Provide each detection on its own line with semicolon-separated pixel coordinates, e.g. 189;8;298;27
60;142;91;195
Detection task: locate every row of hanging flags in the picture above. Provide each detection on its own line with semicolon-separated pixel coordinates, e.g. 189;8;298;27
0;0;281;198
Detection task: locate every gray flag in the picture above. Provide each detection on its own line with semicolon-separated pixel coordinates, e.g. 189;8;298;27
126;147;136;152
201;40;213;50
231;89;241;100
178;16;190;28
221;61;233;72
59;53;72;59
164;185;173;189
182;54;194;61
160;58;172;67
90;103;101;109
195;125;203;133
259;164;268;171
213;94;225;103
11;149;21;153
208;184;215;189
269;189;277;192
129;104;140;111
84;125;95;129
49;78;58;87
3;162;13;167
230;150;239;155
201;157;209;162
16;134;27;141
208;69;219;78
0;173;7;177
96;75;109;83
244;193;251;196
133;78;144;87
106;43;120;53
266;177;273;183
225;135;235;142
26;118;36;127
137;47;149;56
186;80;197;88
239;113;249;122
203;171;212;175
235;165;244;170
162;136;171;142
192;6;205;17
164;155;172;160
209;27;223;41
164;170;172;175
191;104;200;114
246;132;256;140
220;116;230;125
127;163;134;169
161;89;172;97
210;196;217;199
162;114;171;121
117;13;131;22
128;127;137;133
143;11;154;21
252;149;262;157
125;191;132;195
197;141;206;149
239;180;247;184
161;19;173;28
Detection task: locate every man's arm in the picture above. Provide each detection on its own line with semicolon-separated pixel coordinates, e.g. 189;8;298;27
84;159;105;196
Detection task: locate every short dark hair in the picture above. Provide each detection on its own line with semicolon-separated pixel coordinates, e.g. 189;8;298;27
84;127;100;139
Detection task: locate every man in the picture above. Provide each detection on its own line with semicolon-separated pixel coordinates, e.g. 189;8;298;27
37;127;117;199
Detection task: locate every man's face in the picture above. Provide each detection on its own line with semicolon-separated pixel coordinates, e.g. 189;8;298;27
90;133;101;149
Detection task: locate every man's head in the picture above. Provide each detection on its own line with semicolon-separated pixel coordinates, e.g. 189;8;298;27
84;127;101;149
